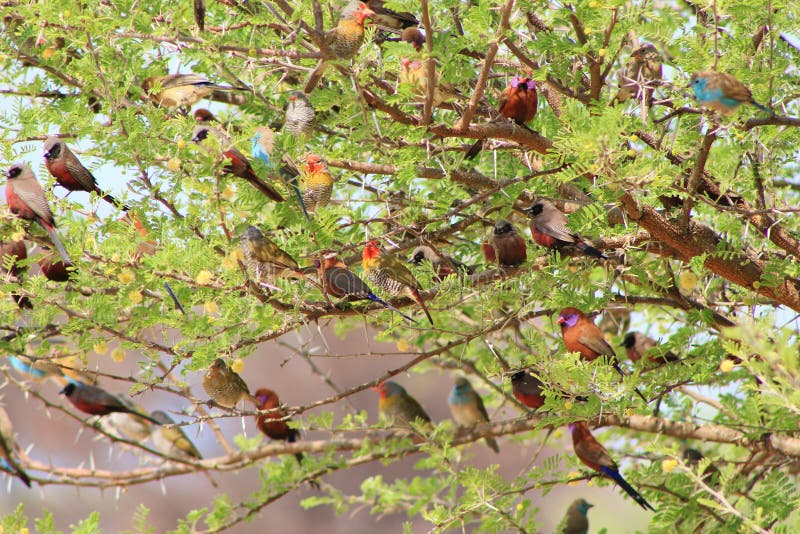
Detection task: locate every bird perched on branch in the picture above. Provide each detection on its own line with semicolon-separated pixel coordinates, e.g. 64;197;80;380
4;163;71;265
300;154;334;214
283;91;316;138
689;71;770;115
557;308;647;403
38;248;71;282
557;498;593;534
315;256;415;322
408;245;470;283
142;73;244;110
239;226;301;286
202;358;258;408
622;332;678;364
510;370;545;410
304;1;375;93
523;200;608;259
42;136;127;209
253;388;304;463
0;406;31;487
192;126;285;202
483;219;527;267
614;43;662;107
0;239;31;309
376;381;431;429
367;0;418;30
448;377;499;453
569;421;655;511
250;126;309;218
150;410;202;461
362;240;434;324
466;75;538;159
399;58;461;107
60;382;162;424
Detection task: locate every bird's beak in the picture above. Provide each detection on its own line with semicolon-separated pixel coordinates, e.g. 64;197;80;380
58;385;68;395
363;7;376;18
43;151;50;159
556;316;565;324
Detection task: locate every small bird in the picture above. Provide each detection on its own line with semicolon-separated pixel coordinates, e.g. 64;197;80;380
283;91;316;138
448;377;499;453
142;73;242;109
202;358;257;409
150;410;202;461
510;370;545;410
0;406;31;487
304;1;376;93
523;200;608;259
250;126;309;219
42;136;126;209
315;256;414;322
400;26;425;51
367;0;418;30
485;219;527;267
622;332;678;364
466;75;538;159
376;381;431;429
0;239;31;309
253;388;304;463
193;108;218;124
408;245;470;283
192;126;285;202
300;154;334;214
614;43;662;106
4;163;71;265
38;248;71;282
239;226;301;286
362;240;434;325
557;307;647;403
569;420;655;511
399;58;460;107
557;498;594;534
98;411;152;442
60;382;162;424
689;71;770;115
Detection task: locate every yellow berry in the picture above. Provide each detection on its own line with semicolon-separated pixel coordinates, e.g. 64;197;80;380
626;149;636;157
584;27;593;35
553;428;563;440
118;270;135;284
662;458;678;473
62;10;71;17
221;186;236;200
195;270;213;284
679;270;699;291
204;300;219;314
598;48;606;57
93;342;108;355
111;348;126;362
231;358;245;374
167;157;182;171
720;359;735;373
564;401;573;410
0;291;5;299
396;339;410;352
587;480;594;487
516;503;524;511
42;47;56;59
176;139;186;149
128;290;143;304
221;256;237;271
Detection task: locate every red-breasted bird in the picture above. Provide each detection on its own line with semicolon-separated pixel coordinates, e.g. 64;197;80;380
557;498;594;534
399;58;460;107
315;256;414;322
192;126;284;202
558;308;647;403
42;136;126;209
142;73;243;109
367;0;418;30
485;219;527;267
569;420;655;511
4;163;71;265
466;75;538;159
622;332;678;364
60;382;162;424
239;226;300;286
362;240;434;324
284;91;316;138
300;154;334;214
523;200;608;259
689;71;770;115
253;388;304;463
304;1;375;93
0;239;31;309
376;381;431;429
614;44;662;107
0;406;31;487
202;358;257;408
510;370;545;410
408;245;471;282
448;377;499;453
38;247;71;282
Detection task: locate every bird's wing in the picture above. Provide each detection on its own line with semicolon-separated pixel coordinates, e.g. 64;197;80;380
577;333;616;358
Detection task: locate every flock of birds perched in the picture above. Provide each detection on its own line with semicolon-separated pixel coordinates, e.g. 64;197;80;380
0;0;777;530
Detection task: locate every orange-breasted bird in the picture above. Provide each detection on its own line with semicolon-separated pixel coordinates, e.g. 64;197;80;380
448;377;499;453
622;332;678;364
408;245;470;283
202;358;258;408
523;200;607;259
42;136;127;209
569;421;655;511
304;1;375;93
362;240;434;324
485;219;527;267
300;154;334;214
4;163;71;265
192;125;284;202
315;256;414;322
614;43;662;107
0;239;31;309
466;75;538;159
376;381;431;429
0;406;31;487
142;73;243;109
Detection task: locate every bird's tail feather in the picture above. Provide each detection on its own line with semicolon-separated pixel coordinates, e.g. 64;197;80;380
578;242;608;259
304;61;329;94
43;226;71;265
604;467;655;511
367;293;416;323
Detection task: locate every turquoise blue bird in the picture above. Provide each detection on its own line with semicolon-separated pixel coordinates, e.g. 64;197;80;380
689;71;770;115
448;377;499;453
250;126;310;220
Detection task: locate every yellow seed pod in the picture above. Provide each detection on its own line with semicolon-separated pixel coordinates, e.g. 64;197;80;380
111;348;126;363
661;458;678;473
167;157;182;171
118;270;135;284
195;270;213;284
128;290;143;304
93;342;108;355
720;359;735;373
231;358;245;374
678;270;699;291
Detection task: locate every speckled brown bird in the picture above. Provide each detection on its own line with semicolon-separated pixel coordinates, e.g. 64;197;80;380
399;58;460;107
239;226;300;285
284;91;316;138
614;43;662;107
202;358;257;408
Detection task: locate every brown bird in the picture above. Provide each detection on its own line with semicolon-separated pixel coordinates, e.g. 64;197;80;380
523;199;607;259
304;1;376;93
400;27;425;51
614;43;662;107
0;239;31;308
408;245;471;282
254;388;304;463
142;74;243;109
38;247;71;282
485;219;527;267
4;163;71;265
192;126;284;202
622;332;678;364
42;136;126;209
202;358;257;408
367;0;418;30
